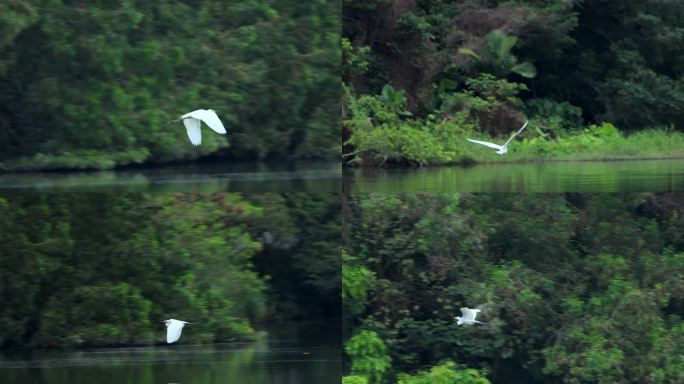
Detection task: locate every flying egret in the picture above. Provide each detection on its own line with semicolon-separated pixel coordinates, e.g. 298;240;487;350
455;307;483;325
169;109;227;146
164;319;193;343
467;120;528;155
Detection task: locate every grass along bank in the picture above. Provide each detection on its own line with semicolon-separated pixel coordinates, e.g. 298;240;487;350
344;119;684;167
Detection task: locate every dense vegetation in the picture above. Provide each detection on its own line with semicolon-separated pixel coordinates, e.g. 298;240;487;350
247;194;341;319
0;193;339;347
0;0;340;171
343;1;684;166
343;193;684;383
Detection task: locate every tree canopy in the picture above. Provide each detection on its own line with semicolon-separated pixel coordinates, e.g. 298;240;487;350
0;0;340;170
0;193;340;347
343;193;684;383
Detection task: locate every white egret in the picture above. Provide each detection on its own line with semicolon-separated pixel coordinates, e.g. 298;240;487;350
455;307;483;325
169;109;227;146
467;120;528;155
164;319;193;343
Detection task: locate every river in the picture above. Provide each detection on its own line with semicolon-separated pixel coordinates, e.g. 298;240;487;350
0;321;340;384
343;159;684;192
0;161;341;192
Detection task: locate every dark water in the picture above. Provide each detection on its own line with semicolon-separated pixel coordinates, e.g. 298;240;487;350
0;161;341;192
344;159;684;192
0;322;340;384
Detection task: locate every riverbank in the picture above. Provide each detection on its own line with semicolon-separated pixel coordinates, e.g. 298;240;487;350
0;149;151;172
0;321;340;384
0;161;341;192
0;149;340;173
344;124;684;167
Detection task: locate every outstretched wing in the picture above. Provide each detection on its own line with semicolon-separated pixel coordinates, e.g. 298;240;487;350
503;120;528;146
181;109;204;119
166;320;185;343
192;109;226;134
183;118;202;146
467;138;503;150
460;307;474;321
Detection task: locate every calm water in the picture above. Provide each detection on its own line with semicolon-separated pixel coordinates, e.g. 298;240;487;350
0;161;341;192
344;159;684;192
0;322;340;384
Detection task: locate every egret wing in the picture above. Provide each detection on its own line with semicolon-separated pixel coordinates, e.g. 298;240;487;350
183;118;202;146
467;138;503;150
166;320;185;343
503;120;528;146
193;109;226;134
460;307;474;322
181;109;204;119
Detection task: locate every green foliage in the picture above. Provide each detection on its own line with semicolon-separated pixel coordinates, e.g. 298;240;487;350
438;74;527;136
523;98;583;137
0;193;339;347
343;193;684;383
344;80;510;166
0;149;150;171
0;1;38;75
343;0;684;165
344;84;452;166
380;85;412;116
343;376;369;384
343;257;375;316
543;271;684;383
345;330;392;384
0;193;265;347
0;1;340;170
508;125;684;162
397;362;490;384
459;30;536;79
32;283;154;347
343;37;371;81
343;76;684;167
246;194;341;319
346;86;684;165
549;1;684;130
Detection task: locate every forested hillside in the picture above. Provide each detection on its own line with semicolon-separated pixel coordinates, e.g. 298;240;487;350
0;1;340;170
343;1;684;165
343;193;684;383
0;193;340;347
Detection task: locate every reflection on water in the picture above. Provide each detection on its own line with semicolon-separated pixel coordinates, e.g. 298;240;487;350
0;161;341;192
0;322;340;384
344;159;684;192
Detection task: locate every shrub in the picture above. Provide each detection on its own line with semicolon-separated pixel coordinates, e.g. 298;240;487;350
397;362;490;384
345;330;392;384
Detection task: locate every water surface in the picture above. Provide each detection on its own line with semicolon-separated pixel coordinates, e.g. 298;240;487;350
344;159;684;192
0;322;340;384
0;161;341;192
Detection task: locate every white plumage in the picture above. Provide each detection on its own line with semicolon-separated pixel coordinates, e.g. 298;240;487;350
172;109;227;146
455;307;483;325
467;120;528;155
164;319;190;343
